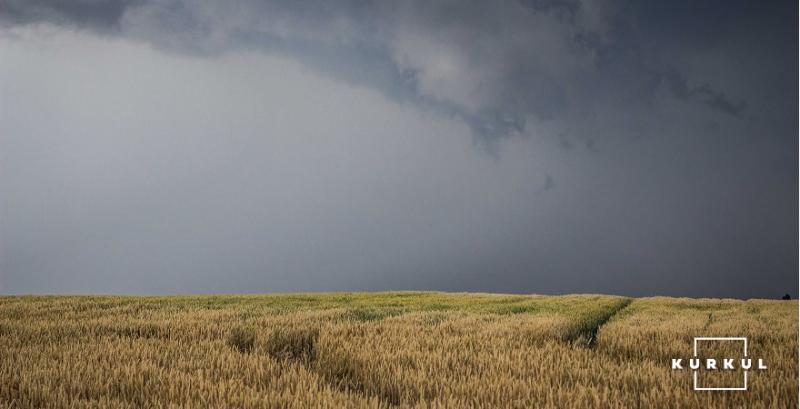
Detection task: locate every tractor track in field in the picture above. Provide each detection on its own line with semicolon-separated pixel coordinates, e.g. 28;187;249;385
589;297;633;347
261;297;635;406
568;298;633;348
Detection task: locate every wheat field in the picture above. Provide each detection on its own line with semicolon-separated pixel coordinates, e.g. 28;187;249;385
0;292;796;408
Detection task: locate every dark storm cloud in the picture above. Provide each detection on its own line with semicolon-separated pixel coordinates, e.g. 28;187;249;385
0;0;140;31
0;0;796;299
0;0;750;143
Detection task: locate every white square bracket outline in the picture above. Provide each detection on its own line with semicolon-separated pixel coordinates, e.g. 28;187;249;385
692;337;748;391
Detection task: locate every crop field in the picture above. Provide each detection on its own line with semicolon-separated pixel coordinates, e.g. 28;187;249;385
0;292;796;408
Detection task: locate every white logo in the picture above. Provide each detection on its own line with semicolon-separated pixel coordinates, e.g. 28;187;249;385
670;337;767;391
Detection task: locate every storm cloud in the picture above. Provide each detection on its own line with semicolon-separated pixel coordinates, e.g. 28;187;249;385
1;0;752;142
0;0;796;298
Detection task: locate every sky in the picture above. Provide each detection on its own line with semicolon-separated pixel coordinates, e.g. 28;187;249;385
0;0;796;298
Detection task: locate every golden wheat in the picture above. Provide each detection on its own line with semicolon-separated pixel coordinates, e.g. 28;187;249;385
0;292;795;408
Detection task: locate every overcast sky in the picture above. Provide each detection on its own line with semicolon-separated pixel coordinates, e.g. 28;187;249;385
0;0;796;298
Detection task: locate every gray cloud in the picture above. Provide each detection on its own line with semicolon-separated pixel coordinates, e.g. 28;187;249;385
0;0;140;31
0;0;795;298
0;0;749;143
